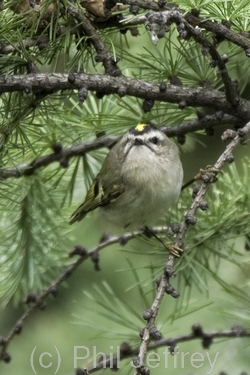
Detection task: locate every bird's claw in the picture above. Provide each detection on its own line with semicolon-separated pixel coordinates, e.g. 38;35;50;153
163;242;183;258
194;165;221;184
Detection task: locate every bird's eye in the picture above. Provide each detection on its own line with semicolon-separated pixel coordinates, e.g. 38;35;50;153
150;137;159;144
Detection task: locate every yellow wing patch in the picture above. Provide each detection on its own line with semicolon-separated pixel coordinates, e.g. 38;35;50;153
135;123;147;132
69;178;125;225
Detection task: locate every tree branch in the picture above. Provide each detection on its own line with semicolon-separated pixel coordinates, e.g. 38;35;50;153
67;6;121;76
186;12;250;55
0;226;169;363
175;121;250;251
181;19;238;105
85;325;250;373
120;0;250;54
145;9;239;105
134;121;250;374
162;112;239;138
0;113;238;180
3;2;250;58
0;26;77;54
1;73;250;118
120;0;164;11
1;121;249;365
0;135;117;179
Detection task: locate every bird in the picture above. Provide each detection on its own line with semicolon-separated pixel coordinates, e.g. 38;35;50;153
70;124;183;255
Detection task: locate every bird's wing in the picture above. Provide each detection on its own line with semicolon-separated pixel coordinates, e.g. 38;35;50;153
69;177;124;224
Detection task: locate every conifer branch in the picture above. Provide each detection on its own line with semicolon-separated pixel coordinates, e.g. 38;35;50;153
134;121;250;374
120;0;164;11
0;135;117;179
0;113;238;180
1;73;250;118
1;2;250;372
0;226;169;363
1;120;249;365
67;6;121;76
2;3;250;57
144;9;239;105
161;112;238;137
179;17;239;105
0;27;76;54
120;0;250;53
175;121;250;250
85;325;250;373
186;12;250;55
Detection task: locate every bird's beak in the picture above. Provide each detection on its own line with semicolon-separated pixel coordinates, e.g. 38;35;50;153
134;137;154;152
134;137;144;146
124;137;145;157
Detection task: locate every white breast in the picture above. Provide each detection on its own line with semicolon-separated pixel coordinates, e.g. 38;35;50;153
100;145;183;230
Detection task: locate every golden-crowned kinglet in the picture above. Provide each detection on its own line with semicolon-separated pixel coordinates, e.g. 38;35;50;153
70;124;183;232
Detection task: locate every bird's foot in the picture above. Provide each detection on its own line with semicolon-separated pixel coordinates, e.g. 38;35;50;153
194;165;220;184
163;242;183;258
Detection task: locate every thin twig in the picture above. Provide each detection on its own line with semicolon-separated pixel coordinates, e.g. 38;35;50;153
67;6;121;76
0;27;77;54
0;114;238;180
0;226;169;362
134;121;250;373
3;3;250;56
161;112;238;137
180;17;239;105
175;121;250;249
186;12;250;54
1;122;249;365
120;0;164;11
0;135;117;179
145;9;239;105
86;325;250;373
120;0;250;53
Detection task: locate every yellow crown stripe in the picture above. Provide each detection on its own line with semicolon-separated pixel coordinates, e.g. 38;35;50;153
135;123;147;132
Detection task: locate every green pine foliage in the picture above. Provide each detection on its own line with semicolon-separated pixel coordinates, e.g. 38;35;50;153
0;0;249;308
0;0;250;374
0;174;68;306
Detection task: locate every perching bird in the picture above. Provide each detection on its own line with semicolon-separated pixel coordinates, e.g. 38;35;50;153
70;124;183;255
